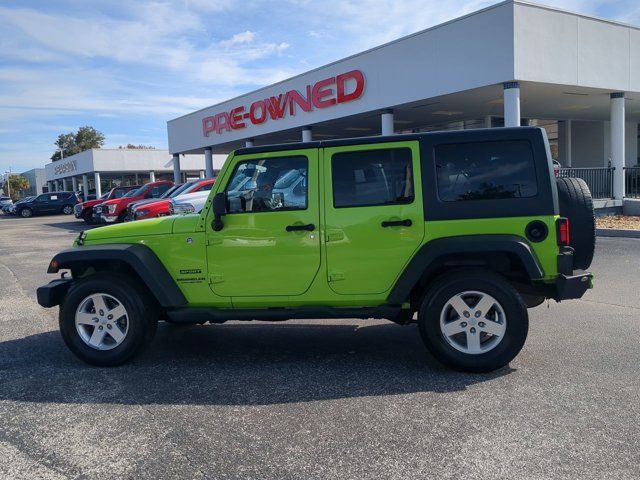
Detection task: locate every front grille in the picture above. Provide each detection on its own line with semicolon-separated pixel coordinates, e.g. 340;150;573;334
94;205;102;214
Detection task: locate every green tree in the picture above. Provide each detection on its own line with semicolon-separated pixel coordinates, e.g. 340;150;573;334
51;126;105;161
2;175;30;201
118;144;156;149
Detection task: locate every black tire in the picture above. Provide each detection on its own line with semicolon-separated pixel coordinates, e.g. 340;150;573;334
59;272;158;366
556;177;595;270
82;210;95;224
117;211;128;223
20;207;32;218
418;270;529;373
62;204;74;215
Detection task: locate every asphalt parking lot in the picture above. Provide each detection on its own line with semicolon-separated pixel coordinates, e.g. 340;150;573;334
1;213;639;479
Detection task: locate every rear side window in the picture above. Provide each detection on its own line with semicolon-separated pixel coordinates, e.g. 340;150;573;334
434;140;537;202
331;148;414;208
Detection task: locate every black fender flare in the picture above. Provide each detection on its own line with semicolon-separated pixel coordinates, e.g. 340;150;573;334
387;235;544;304
47;244;187;308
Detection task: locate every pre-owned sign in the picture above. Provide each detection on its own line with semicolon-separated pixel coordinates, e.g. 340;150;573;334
53;160;77;176
202;70;365;137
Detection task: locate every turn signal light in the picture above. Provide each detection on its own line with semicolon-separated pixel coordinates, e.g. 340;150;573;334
556;217;570;246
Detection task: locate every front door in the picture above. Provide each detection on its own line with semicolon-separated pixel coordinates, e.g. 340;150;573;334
323;141;425;295
206;149;320;297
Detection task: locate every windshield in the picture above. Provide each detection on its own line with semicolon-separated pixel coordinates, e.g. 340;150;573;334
166;183;193;198
125;187;144;197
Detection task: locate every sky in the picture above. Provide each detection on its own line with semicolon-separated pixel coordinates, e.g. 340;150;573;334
1;0;639;173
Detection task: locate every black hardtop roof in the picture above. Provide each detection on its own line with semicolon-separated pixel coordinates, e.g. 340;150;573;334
233;127;545;156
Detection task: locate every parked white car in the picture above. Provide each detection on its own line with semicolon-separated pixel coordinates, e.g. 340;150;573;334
169;190;211;215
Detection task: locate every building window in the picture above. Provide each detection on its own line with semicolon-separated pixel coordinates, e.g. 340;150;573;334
331;148;414;208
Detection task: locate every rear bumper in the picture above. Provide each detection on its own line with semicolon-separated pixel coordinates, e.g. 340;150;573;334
36;278;73;308
555;273;592;300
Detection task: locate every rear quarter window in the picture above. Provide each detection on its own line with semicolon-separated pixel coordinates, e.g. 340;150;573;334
435;140;537;202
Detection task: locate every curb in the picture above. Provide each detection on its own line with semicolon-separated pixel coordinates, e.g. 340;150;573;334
596;228;640;238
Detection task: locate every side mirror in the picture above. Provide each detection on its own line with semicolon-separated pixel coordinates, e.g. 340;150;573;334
212;192;227;231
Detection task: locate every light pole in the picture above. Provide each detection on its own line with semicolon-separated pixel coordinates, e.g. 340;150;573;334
4;167;11;199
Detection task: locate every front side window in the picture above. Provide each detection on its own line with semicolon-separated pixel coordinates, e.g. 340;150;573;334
435;140;538;202
331;148;414;208
225;156;308;213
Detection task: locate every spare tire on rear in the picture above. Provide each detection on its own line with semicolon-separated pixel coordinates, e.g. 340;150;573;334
556;177;595;270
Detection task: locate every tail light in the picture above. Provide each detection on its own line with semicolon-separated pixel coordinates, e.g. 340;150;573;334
556;217;570;246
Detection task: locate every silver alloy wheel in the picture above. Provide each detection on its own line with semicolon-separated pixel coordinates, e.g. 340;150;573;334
439;290;507;355
21;208;31;218
63;205;73;214
75;293;129;351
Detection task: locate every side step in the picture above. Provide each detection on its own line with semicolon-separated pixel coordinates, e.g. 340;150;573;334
166;305;405;324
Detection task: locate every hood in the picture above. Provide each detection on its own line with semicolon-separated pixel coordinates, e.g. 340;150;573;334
81;199;104;208
128;198;161;209
83;216;176;241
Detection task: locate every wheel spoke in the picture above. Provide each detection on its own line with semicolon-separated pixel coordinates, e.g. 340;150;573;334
474;294;495;317
88;327;106;347
481;319;505;337
448;295;470;318
91;294;108;315
107;324;125;343
76;312;96;325
465;331;482;354
108;304;127;321
441;321;466;337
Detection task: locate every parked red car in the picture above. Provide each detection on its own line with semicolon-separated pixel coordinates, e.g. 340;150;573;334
96;181;173;223
131;178;216;220
74;186;139;224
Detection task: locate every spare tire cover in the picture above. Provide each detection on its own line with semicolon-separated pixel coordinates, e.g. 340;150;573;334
556;177;595;270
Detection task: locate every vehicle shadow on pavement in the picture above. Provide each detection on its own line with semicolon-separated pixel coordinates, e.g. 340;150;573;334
0;322;513;406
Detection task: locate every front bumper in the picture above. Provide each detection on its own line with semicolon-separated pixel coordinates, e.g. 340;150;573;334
36;278;73;308
101;214;118;223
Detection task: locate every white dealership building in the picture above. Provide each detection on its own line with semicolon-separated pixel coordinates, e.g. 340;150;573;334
167;0;640;209
44;149;225;197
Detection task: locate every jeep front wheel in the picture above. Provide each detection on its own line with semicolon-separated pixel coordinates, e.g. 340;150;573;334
59;273;157;366
418;270;528;372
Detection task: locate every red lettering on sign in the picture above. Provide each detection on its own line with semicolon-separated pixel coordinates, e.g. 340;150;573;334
312;77;337;109
249;100;267;124
337;70;365;104
288;86;312;116
230;106;246;130
201;70;365;137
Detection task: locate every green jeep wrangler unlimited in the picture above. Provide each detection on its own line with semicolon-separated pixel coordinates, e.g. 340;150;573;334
37;127;595;372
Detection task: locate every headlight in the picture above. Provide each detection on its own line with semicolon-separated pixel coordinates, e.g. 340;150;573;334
107;204;117;214
169;202;195;215
135;210;149;218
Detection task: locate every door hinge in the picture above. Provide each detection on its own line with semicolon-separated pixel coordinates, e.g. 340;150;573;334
329;272;345;282
209;273;224;284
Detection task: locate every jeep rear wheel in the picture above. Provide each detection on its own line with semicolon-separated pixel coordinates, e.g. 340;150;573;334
59;272;158;366
418;270;528;372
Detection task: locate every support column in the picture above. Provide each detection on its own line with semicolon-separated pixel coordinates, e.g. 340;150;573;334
135;173;139;185
62;178;68;191
302;127;313;142
72;177;78;192
558;120;573;167
149;171;155;182
172;154;181;184
94;172;102;198
204;147;214;178
47;181;53;193
245;138;254;148
610;92;626;200
199;170;205;179
381;109;394;135
484;115;492;129
503;82;521;128
82;175;89;199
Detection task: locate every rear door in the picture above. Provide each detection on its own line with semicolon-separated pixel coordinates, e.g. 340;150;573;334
323;141;425;295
